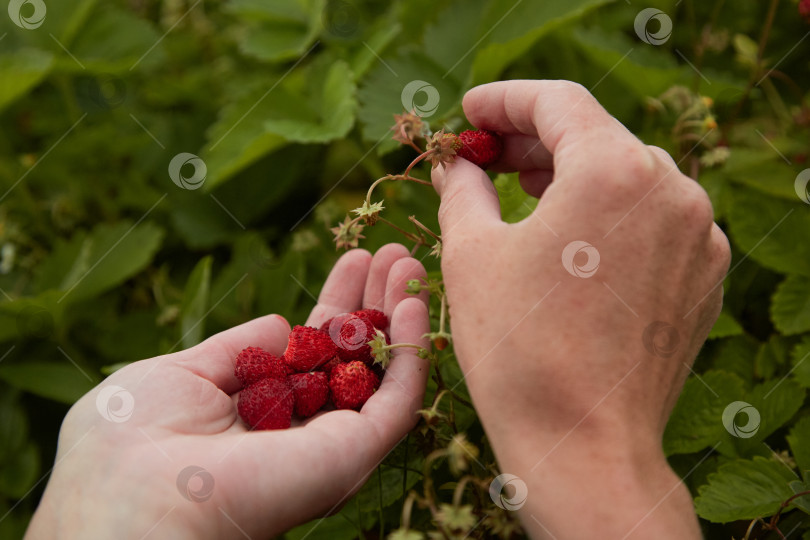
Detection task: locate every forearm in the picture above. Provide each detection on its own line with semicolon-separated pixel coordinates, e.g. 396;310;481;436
486;425;702;540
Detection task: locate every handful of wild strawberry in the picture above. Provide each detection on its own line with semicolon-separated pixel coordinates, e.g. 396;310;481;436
235;309;390;430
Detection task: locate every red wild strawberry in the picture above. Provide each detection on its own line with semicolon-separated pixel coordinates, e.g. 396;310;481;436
234;347;289;386
288;372;329;417
801;0;810;22
320;356;343;375
237;378;294;430
456;129;503;169
325;313;376;363
353;309;388;330
329;361;379;410
319;317;335;333
284;326;338;372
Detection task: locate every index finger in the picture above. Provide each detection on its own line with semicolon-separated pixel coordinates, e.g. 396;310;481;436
463;80;641;172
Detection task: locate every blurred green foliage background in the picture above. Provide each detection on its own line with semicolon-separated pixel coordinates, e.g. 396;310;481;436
0;0;809;538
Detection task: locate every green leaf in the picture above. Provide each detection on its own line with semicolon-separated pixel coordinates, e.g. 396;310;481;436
726;186;810;277
255;250;307;319
716;148;800;202
0;290;66;344
55;221;165;304
70;5;164;72
663;370;746;456
202;81;288;187
772;275;810;335
356;465;420;512
754;336;789;381
695;456;798;522
421;0;491;82
708;311;743;340
710;336;759;387
789;336;810;389
571;26;685;97
742;379;804;444
284;512;359;540
0;362;96;404
263;60;357;143
788;416;810;483
226;0;324;63
178;256;213;349
0;395;28;464
0;49;54;112
472;0;613;84
0;442;38;498
494;173;537;223
357;50;463;150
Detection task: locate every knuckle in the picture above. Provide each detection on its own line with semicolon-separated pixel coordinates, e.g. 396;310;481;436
596;144;661;196
553;80;591;99
646;144;676;166
676;182;715;227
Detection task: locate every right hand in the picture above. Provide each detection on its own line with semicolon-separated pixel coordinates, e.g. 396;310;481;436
431;80;730;539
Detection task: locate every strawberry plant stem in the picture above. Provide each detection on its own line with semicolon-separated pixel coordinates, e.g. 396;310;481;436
378;216;422;243
409;216;441;242
404;151;432;178
438;294;447;336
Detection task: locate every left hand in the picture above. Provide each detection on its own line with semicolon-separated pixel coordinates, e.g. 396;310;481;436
26;244;430;540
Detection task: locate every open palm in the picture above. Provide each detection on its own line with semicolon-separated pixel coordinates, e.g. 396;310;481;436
27;245;430;540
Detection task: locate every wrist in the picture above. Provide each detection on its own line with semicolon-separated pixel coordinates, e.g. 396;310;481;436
486;427;700;539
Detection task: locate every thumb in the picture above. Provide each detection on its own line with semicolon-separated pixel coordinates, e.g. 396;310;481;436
431;158;502;235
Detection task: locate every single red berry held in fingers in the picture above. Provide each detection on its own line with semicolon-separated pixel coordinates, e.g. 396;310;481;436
456;129;503;169
237;378;294;430
288;372;329;417
284;326;338;372
234;347;289;387
329;361;379;410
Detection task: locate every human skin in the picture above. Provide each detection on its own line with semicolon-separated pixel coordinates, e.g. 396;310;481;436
26;244;431;539
430;80;730;539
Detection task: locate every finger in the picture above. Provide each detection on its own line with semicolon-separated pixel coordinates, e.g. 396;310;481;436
431;157;503;233
361;297;430;447
519;169;554;199
175;314;292;393
306;249;372;328
490;133;554;172
383;257;429;317
462;80;640;168
362;243;411;310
